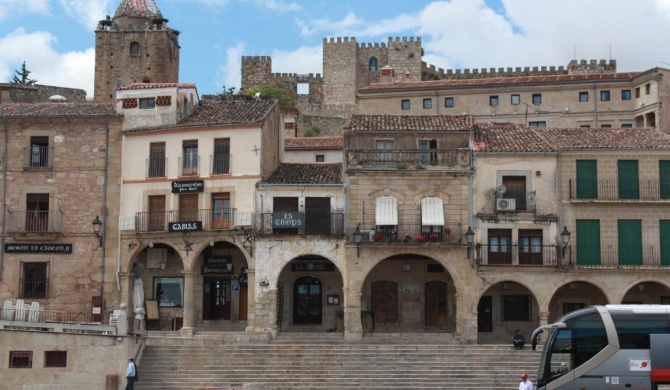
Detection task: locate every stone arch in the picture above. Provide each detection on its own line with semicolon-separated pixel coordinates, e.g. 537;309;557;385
547;281;609;323
368;188;406;205
369;56;378;71
414;189;450;205
477;280;540;343
621;280;670;304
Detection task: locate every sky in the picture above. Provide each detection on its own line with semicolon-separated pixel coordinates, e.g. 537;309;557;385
1;0;670;99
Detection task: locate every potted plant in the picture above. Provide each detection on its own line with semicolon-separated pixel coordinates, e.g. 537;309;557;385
416;234;426;243
373;232;386;242
429;233;439;242
390;230;397;241
444;227;451;241
404;234;413;243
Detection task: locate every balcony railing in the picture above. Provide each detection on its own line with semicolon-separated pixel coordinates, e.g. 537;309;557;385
347;149;466;169
211;153;232;175
569;244;670;268
23;146;53;168
135;208;236;233
346;223;464;244
146;157;167;178
569;178;670;201
178;156;200;176
6;210;63;234
259;212;344;236
475;244;563;267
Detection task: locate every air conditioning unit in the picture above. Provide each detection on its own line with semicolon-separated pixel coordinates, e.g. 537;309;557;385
497;198;516;211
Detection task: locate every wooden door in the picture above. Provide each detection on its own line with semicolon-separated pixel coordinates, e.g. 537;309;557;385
425;281;447;328
203;277;230;320
371;281;398;324
293;276;322;324
179;194;199;221
148;195;165;232
477;296;493;333
305;197;330;235
239;284;248;321
211;193;230;230
576;220;601;265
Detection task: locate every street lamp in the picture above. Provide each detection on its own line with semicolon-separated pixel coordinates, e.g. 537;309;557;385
560;226;571;261
353;226;363;258
465;226;475;246
91;215;103;247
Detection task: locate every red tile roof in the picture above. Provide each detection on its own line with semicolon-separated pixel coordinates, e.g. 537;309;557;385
117;83;197;91
345;115;474;131
179;99;277;127
262;163;343;184
360;72;640;92
285;137;343;150
475;123;556;153
0;102;120;118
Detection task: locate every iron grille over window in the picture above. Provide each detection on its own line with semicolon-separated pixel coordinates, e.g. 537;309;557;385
20;262;49;299
501;295;531;321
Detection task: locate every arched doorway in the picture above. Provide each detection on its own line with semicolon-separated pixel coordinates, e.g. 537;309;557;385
477;281;539;343
548;281;608;322
425;281;448;328
293;276;322;324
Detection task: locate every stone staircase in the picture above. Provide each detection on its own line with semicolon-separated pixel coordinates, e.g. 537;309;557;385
135;332;540;390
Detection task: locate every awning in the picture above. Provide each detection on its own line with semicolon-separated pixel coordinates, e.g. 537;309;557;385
421;197;444;226
375;196;398;225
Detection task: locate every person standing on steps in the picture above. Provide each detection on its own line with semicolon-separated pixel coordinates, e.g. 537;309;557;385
518;372;533;390
125;357;137;390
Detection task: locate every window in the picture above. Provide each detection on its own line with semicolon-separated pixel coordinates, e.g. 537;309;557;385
211;193;231;230
423;98;432;109
600;90;610;101
9;351;32;368
181;140;198;176
305;197;332;235
519;230;542;265
580;125;591;128
621;90;631;100
488;229;512;265
576;219;601;265
444;97;454;108
576;160;598;199
528;121;546;127
29;136;50;167
139;98;155;109
661;220;670;266
179;193;198;221
579;92;589;102
618;160;639;199
635;87;640;98
45;351;67;368
418;139;438;165
511;94;520;105
502;175;527;211
401;99;410;110
148;142;166;177
618;220;642;266
531;93;542;105
621;124;633;128
315;155;325;162
601;124;612;128
20;262;48;299
661;161;670;200
129;41;140;56
154;277;184;307
489;95;499;106
148;195;166;232
368;57;378;71
26;193;49;232
501;295;531;321
646;83;651;95
375;139;395;164
212;138;230;174
420;197;445;239
375;196;398;239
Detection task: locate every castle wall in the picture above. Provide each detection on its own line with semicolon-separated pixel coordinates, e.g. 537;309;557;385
323;37;359;105
241;56;274;90
422;59;617;80
386;37;422;82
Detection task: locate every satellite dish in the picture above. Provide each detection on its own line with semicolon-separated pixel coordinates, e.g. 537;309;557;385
497;185;507;195
528;192;537;205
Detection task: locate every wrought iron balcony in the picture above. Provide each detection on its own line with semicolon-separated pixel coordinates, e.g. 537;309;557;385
210;153;232;175
146;157;167;178
475;244;563;267
346;223;465;244
23;146;54;169
259;212;344;236
6;210;63;234
346;149;468;169
569;178;670;201
568;244;670;268
135;208;236;233
178;156;200;176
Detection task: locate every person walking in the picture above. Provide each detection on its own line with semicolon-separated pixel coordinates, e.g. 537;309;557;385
519;372;533;390
125;357;137;390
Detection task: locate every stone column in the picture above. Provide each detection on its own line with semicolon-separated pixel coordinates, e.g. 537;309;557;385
180;271;195;337
245;269;256;331
343;288;363;341
538;311;549;328
454;291;478;344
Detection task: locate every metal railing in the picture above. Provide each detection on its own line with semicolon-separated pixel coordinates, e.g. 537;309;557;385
135;208;236;233
146;157;167;178
259;213;345;236
210;153;231;175
569;244;670;268
569;178;670;201
347;149;464;168
178;156;200;176
6;210;63;233
0;307;121;335
346;223;464;244
23;146;53;168
475;244;563;267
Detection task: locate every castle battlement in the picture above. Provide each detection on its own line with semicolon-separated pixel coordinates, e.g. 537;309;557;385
422;59;616;80
242;56;272;63
358;42;387;49
324;37;358;44
388;36;421;43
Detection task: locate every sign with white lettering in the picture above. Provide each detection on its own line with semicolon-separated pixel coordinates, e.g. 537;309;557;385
168;221;202;232
171;180;204;193
4;243;72;253
272;212;304;229
201;265;233;274
291;263;335;272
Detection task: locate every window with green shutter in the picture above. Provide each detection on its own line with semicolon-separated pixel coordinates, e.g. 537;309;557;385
661;220;670;266
618;220;642;266
576;160;598;199
618;160;639;199
576;220;600;265
660;161;670;199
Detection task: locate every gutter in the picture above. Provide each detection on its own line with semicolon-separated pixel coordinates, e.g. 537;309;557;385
100;123;110;299
0;120;7;280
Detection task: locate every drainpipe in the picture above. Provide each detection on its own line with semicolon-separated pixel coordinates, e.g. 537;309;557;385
0;120;8;280
100;123;110;299
556;151;564;265
593;83;598;127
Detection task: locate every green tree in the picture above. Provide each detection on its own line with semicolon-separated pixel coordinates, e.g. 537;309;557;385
11;61;38;85
245;85;295;107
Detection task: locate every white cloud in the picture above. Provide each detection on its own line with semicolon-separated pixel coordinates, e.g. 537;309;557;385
0;28;95;97
59;0;111;31
0;0;50;19
245;0;301;13
271;45;322;75
216;42;246;92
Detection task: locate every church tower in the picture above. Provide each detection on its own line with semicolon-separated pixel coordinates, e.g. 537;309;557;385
94;0;180;102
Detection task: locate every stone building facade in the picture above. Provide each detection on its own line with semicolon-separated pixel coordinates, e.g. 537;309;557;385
0;83;86;103
94;0;180;103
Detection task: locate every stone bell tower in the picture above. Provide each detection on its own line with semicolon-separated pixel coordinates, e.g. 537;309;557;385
94;0;180;102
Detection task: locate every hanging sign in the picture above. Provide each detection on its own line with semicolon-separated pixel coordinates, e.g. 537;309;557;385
171;180;204;193
272;212;304;228
5;243;72;253
168;221;202;232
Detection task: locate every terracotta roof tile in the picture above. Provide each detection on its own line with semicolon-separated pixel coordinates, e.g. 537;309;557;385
179;99;277;127
0;102;120;118
345;115;474;131
262;163;343;184
361;72;640;91
285;137;343;150
474;123;556;153
117;83;197;91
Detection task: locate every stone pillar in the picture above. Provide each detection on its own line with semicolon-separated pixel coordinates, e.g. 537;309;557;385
245;269;256;331
538;311;549;327
343;288;363;341
454;291;478;344
180;271;195;337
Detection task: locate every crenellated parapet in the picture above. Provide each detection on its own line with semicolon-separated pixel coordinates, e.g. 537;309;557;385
568;59;617;74
422;59;617;80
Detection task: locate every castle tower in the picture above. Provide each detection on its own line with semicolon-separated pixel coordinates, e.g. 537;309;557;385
94;0;180;102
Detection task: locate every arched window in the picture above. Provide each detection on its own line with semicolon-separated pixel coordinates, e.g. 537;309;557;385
129;42;140;56
369;56;378;71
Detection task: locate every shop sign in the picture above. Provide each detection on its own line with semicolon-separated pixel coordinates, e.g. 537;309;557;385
168;221;202;232
291;262;335;272
272;212;304;228
171;180;204;193
4;243;72;253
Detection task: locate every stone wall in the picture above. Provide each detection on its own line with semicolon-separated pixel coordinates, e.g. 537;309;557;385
422;59;617;80
0;84;86;103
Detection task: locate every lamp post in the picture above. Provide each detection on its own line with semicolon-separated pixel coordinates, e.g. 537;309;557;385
91;215;103;247
353;226;363;258
560;226;571;264
465;226;475;266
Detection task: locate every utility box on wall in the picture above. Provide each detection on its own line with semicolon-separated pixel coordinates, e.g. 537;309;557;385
92;296;103;323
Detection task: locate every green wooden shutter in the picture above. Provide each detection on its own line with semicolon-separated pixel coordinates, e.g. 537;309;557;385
576;220;600;265
660;220;670;266
660;161;670;199
618;220;642;266
576;160;598;199
618;160;639;199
